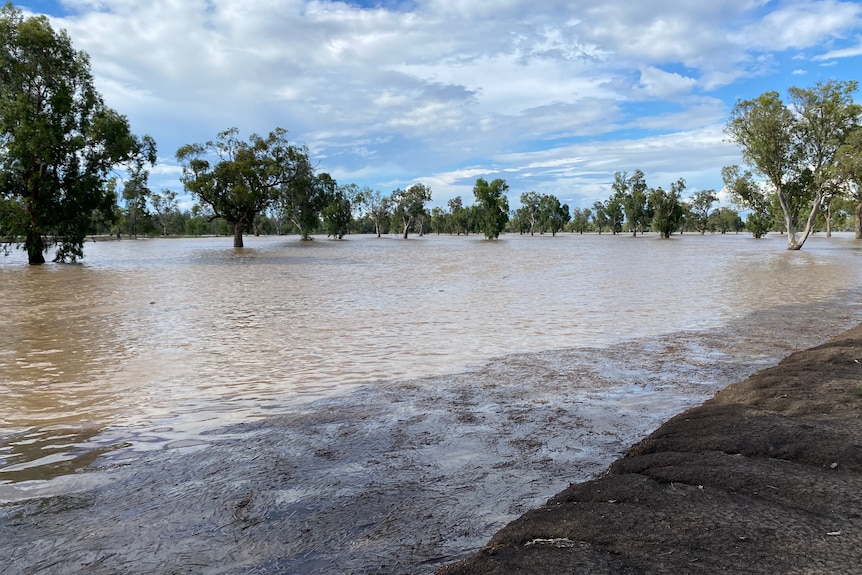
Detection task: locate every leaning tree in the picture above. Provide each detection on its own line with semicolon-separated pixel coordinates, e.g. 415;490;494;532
725;80;860;250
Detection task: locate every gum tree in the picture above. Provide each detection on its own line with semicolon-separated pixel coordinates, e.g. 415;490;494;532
0;4;156;263
837;127;862;238
649;179;685;238
538;193;569;236
722;165;773;239
274;151;337;241
391;183;431;238
725;80;860;249
473;177;509;239
177;127;298;247
688;190;718;235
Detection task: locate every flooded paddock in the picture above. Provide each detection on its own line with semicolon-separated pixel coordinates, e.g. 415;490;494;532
2;232;862;490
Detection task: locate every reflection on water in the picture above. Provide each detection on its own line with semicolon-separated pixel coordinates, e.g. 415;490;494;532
2;232;862;485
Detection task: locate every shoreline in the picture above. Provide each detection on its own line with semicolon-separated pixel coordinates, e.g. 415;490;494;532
441;321;862;574
2;297;861;573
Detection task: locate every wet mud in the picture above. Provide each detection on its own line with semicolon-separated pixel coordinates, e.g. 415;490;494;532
1;296;861;574
441;322;862;575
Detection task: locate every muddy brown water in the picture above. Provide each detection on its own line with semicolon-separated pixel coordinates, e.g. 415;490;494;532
2;232;861;489
2;232;862;573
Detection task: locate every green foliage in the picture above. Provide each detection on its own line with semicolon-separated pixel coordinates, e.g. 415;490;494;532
649;179;685;238
709;207;744;234
689;190;718;235
0;3;155;263
604;194;624;234
150;189;178;236
745;211;772;238
473;178;509;239
449;196;473;235
570;207;591;234
391;183;431;238
177;127;300;246
725;80;861;249
321;185;354;239
275;153;337;241
538;193;569;236
591;201;608;234
616;170;652;236
518;192;542;235
722;165;773;238
356;187;391;238
836;128;862;238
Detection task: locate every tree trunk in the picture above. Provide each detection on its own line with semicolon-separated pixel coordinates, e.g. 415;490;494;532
233;223;244;248
26;227;45;265
788;193;823;250
855;202;862;239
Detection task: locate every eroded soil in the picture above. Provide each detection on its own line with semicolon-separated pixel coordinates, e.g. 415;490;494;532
440;324;862;575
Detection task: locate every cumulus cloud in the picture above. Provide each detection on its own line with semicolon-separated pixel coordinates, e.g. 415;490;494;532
637;67;698;99
19;0;860;206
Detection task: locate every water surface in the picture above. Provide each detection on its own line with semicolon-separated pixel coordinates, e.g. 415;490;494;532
2;232;861;486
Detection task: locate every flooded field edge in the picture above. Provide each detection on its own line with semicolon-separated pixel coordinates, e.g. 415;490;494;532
1;290;860;574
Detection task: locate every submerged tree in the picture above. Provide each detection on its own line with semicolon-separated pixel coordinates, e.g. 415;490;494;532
274;151;337;241
591;201;608;234
623;170;652;236
722;165;773;238
391;183;431;238
321;183;355;239
725;80;861;249
0;4;156;263
177;127;299;247
473;178;509;239
519;191;542;235
688;190;718;235
150;189;179;236
837;127;862;238
649;179;685;239
538;193;569;236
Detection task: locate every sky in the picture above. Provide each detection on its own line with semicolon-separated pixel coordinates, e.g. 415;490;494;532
15;0;862;210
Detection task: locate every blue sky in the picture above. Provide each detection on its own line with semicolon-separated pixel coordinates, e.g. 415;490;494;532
16;0;862;210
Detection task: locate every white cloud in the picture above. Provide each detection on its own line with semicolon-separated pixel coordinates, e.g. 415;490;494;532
733;0;862;52
18;0;857;208
814;38;862;60
637;67;698;99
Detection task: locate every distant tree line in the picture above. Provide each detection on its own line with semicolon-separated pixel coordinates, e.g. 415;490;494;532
2;4;861;263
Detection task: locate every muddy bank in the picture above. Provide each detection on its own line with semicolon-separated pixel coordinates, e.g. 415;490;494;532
1;297;861;574
440;323;862;575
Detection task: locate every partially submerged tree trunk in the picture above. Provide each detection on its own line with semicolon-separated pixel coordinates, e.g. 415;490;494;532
233;223;244;248
783;193;823;250
26;227;45;265
856;202;862;239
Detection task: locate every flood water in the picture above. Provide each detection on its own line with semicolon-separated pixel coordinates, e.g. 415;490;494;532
2;232;862;490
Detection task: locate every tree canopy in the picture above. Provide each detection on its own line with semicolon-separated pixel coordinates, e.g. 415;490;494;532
176;127;300;247
725;80;861;250
473;178;509;239
0;3;156;263
391;183;432;239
